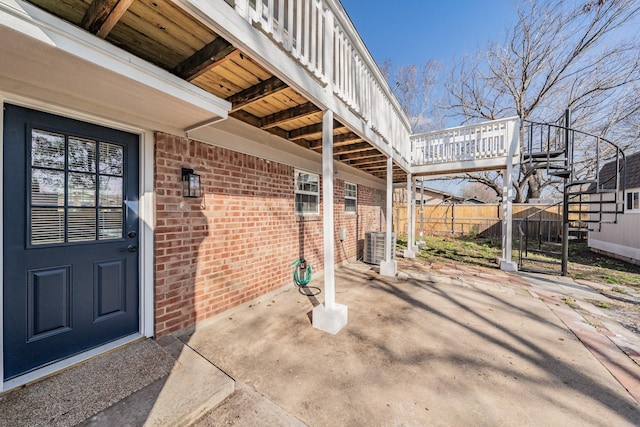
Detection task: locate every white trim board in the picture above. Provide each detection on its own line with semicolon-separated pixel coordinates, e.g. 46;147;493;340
588;238;640;263
0;94;154;392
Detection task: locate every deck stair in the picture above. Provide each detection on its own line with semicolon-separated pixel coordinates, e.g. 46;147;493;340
517;114;626;274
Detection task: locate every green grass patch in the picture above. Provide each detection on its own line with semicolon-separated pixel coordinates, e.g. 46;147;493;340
412;235;500;268
563;298;580;309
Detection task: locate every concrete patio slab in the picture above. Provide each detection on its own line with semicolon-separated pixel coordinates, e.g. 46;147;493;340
0;336;235;427
192;382;305;427
184;261;640;426
80;335;235;427
0;339;175;427
2;259;639;426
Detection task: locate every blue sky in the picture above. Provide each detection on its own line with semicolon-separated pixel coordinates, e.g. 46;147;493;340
338;1;518;194
339;0;517;66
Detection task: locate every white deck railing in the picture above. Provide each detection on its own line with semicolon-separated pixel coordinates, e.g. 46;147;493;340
232;0;411;162
411;117;519;167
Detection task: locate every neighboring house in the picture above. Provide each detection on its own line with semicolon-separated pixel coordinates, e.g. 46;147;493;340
462;197;487;204
588;151;640;264
393;185;464;205
0;0;520;390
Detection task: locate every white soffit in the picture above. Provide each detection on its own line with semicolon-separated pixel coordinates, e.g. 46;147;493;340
0;0;230;134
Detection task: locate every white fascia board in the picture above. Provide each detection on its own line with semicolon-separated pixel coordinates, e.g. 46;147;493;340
174;0;400;160
330;102;397;161
411;155;519;178
0;0;230;120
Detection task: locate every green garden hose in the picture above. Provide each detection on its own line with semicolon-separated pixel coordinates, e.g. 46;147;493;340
290;258;313;287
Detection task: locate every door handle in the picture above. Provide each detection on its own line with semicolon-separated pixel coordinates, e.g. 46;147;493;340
120;245;138;253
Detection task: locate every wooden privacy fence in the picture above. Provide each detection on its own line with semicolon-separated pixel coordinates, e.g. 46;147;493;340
394;203;586;240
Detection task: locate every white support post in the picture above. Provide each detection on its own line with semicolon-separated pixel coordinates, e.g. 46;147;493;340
417;177;425;247
411;177;419;253
380;156;397;277
404;173;416;258
500;129;518;272
313;109;347;334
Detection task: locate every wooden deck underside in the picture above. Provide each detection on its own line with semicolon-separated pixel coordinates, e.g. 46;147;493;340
24;0;411;179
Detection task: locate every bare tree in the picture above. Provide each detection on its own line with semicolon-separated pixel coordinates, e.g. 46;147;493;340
445;0;640;202
379;60;443;133
460;180;502;203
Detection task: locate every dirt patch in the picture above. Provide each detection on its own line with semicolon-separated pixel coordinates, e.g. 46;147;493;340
587;295;640;336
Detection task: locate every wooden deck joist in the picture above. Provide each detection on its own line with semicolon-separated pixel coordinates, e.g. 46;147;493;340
361;164;388;171
332;142;374;156
260;102;319;129
227;76;288;112
81;0;133;38
339;150;382;161
308;133;363;150
289;120;344;140
349;159;387;168
172;36;237;81
229;110;288;139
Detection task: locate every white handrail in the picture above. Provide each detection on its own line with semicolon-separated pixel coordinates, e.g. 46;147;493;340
411;117;520;166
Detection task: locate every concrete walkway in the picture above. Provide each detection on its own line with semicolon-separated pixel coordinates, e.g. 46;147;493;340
186;260;640;426
1;259;639;426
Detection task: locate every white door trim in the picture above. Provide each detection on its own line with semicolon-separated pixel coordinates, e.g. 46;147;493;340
0;93;155;392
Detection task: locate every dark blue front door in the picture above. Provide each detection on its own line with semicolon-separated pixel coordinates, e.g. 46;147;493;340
3;104;139;380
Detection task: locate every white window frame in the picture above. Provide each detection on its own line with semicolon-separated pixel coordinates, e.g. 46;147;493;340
627;190;640;212
294;170;319;215
344;182;357;214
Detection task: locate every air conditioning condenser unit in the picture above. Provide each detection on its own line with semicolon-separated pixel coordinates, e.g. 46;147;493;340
364;231;395;265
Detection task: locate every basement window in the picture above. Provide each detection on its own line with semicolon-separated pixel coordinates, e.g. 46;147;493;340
345;182;357;214
627;191;639;212
295;170;319;215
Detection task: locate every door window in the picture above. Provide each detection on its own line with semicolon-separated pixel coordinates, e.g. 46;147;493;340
30;129;124;246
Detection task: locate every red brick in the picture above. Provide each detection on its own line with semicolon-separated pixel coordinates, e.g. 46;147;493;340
153;132;385;336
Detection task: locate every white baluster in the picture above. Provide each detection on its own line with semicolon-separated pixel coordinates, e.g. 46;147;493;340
310;0;317;71
250;0;261;23
317;6;324;79
303;0;310;65
276;0;285;42
340;31;346;96
285;0;294;49
348;47;353;106
266;0;274;33
295;0;302;57
323;5;333;86
235;0;248;19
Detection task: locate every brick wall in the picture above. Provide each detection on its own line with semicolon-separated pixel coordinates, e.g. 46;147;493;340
154;132;386;337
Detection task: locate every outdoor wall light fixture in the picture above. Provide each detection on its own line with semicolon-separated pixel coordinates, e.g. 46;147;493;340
181;168;202;198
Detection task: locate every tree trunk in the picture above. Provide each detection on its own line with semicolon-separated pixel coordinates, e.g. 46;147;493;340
525;172;542;201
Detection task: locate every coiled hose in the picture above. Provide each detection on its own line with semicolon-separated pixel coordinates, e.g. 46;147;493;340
291;258;312;287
